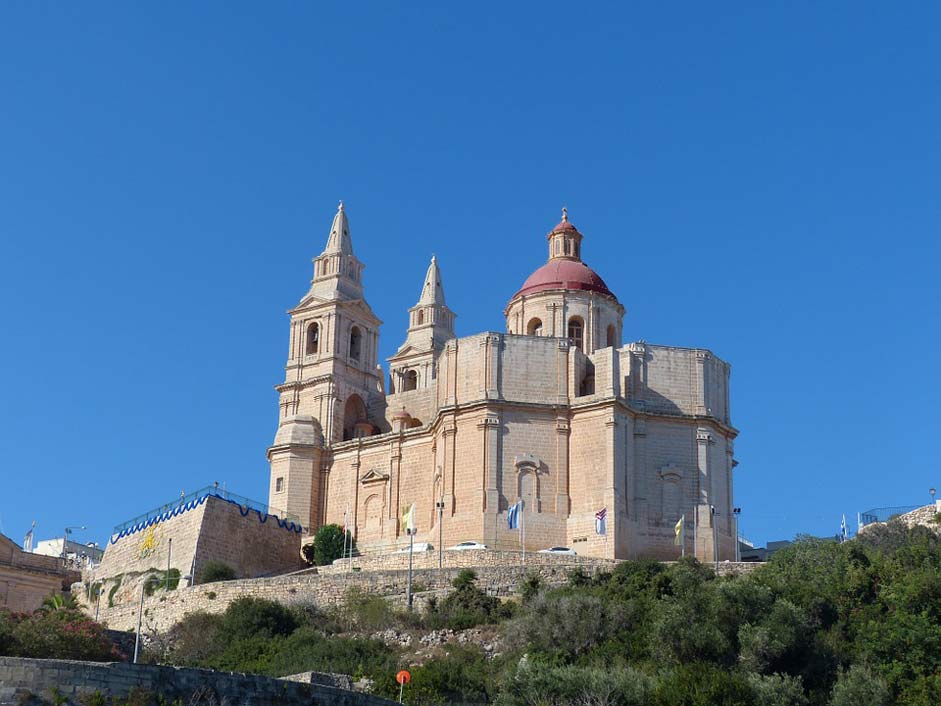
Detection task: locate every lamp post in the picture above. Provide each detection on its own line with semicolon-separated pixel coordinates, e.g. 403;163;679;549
710;506;718;572
62;526;86;559
930;488;936;506
733;508;742;562
436;499;445;569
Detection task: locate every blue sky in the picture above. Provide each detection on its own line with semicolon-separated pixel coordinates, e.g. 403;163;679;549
1;2;938;550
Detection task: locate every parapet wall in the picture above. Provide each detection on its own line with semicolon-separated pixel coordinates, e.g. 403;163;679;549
89;494;305;607
89;551;759;634
0;657;396;706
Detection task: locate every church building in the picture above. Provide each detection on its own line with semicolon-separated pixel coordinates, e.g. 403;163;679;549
267;203;738;561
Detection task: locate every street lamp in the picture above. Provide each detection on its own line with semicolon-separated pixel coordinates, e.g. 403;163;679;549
930;488;936;506
63;526;86;559
732;508;742;562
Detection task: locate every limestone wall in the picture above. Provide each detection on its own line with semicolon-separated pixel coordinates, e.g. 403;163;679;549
0;657;397;706
88;551;759;634
88;495;305;608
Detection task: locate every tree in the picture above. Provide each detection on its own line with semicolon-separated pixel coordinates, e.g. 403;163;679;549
829;665;890;706
38;593;78;613
311;524;353;566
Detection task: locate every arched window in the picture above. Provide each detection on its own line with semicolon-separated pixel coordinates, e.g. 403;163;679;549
606;324;617;348
349;326;362;361
417;310;424;326
526;318;543;336
305;322;319;354
343;394;367;441
403;370;418;392
567;316;584;352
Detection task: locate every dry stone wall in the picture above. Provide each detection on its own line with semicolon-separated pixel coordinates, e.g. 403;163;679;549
0;657;396;706
89;551;759;634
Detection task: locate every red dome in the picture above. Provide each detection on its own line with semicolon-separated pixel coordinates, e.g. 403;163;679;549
549;219;579;234
512;259;614;299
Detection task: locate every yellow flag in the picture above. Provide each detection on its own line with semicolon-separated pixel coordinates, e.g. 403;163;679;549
674;515;684;546
401;503;415;534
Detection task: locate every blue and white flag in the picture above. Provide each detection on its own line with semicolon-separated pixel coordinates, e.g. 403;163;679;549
595;507;607;536
507;500;523;530
840;514;847;543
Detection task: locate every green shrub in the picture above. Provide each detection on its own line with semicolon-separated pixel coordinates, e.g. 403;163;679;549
425;569;511;630
652;662;755;706
497;661;652;706
340;587;416;631
199;560;236;583
311;524;354;566
518;572;542;601
829;665;890;706
505;592;627;659
747;673;808;706
144;569;182;596
107;576;122;607
267;627;398;682
12;611;117;661
395;645;492;705
0;611;16;656
221;596;297;640
159;611;225;666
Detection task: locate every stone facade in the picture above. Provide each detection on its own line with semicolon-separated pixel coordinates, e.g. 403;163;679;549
89;494;305;607
0;657;397;706
269;205;739;562
0;534;80;613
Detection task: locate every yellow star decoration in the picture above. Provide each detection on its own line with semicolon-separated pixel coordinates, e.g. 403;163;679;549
138;525;159;559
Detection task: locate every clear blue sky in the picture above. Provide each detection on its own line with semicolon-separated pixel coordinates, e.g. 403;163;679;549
1;3;938;550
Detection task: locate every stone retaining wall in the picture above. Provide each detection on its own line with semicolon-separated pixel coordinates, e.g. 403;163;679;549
0;657;395;706
90;552;759;634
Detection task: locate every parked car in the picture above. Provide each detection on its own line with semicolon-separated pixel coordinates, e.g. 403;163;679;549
393;542;433;554
538;546;577;556
446;541;488;551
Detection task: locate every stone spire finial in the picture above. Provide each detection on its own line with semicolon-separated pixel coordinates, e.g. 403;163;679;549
418;254;446;306
561;206;568;222
324;201;352;255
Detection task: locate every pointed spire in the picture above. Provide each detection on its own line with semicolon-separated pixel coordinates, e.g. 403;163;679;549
417;254;446;306
323;200;353;254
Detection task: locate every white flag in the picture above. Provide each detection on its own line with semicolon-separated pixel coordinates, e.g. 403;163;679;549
23;521;35;553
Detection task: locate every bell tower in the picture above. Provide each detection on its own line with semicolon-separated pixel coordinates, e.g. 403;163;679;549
388;255;456;393
267;202;383;531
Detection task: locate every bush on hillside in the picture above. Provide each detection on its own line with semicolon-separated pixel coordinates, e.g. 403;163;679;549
198;560;236;584
425;569;513;630
1;606;117;661
221;596;297;640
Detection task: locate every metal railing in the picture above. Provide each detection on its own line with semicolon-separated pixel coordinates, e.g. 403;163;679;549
858;505;921;528
112;485;299;535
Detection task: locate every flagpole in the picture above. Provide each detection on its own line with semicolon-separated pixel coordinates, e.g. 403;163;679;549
342;509;348;571
681;514;686;558
521;500;525;564
407;527;414;610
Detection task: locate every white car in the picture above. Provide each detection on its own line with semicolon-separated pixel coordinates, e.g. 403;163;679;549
538;546;577;556
393;542;433;554
446;541;488;551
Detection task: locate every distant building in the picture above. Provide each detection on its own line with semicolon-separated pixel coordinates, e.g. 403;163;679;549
0;533;80;613
33;538;104;566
